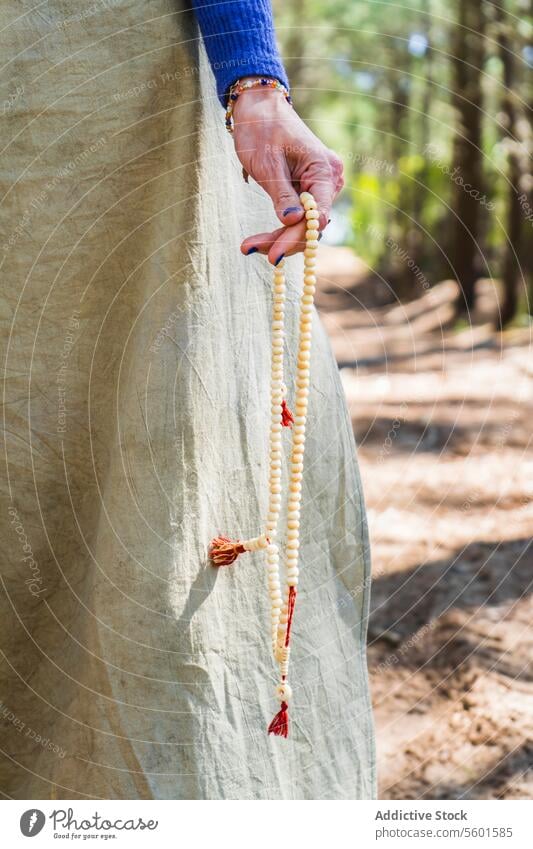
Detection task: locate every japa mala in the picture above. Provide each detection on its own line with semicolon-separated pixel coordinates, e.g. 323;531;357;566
209;191;320;738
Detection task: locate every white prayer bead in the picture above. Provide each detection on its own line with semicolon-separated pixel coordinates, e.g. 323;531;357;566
276;682;292;702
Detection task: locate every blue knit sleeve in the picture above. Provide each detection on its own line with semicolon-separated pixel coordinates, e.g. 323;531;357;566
190;0;289;106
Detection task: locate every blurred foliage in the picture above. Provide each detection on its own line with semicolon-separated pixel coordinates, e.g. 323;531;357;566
273;0;532;321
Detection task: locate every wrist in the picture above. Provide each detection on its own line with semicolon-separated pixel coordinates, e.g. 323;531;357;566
225;77;292;134
233;85;289;122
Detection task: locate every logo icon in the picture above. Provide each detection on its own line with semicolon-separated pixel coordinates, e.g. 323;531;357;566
20;809;45;837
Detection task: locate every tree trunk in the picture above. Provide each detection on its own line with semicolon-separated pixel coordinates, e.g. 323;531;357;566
449;0;486;315
495;0;523;329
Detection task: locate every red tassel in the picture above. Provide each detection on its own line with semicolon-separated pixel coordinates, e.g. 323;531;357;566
268;701;289;737
281;399;294;428
209;536;246;566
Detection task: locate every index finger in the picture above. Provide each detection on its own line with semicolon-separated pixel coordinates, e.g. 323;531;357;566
301;158;343;229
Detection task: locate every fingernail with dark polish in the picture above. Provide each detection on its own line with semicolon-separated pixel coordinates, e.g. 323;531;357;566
327;218;331;224
274;253;285;266
318;233;323;241
283;206;302;216
246;247;258;255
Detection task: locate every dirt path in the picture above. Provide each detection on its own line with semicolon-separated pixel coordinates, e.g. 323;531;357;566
317;247;533;799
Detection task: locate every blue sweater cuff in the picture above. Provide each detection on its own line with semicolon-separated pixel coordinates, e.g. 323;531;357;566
191;0;289;106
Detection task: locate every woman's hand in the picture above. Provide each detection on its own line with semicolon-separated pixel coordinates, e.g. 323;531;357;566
232;78;344;266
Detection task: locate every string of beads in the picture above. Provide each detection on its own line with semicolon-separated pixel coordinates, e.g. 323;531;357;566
210;191;319;737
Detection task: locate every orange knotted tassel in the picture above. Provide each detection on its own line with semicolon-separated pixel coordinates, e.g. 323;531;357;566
209;536;246;566
281;399;294;427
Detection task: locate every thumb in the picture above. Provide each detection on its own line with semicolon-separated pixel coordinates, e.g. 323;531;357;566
261;158;304;226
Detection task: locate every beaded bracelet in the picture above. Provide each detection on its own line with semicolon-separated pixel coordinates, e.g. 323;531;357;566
210;191;320;738
225;77;292;134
